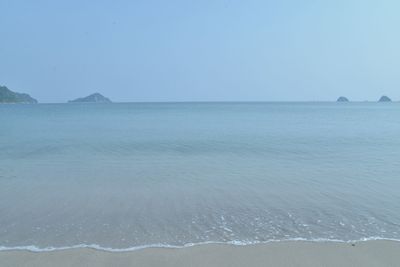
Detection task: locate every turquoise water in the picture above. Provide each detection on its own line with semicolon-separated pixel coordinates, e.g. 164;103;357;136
0;102;399;250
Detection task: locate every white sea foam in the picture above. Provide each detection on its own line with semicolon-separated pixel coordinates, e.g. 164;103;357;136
1;237;399;253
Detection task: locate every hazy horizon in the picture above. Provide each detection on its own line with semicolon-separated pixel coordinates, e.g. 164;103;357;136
1;1;400;103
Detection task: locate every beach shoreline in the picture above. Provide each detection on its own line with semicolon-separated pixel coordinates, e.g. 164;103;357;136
1;240;399;267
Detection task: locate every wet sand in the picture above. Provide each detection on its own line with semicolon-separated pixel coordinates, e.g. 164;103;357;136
0;240;399;267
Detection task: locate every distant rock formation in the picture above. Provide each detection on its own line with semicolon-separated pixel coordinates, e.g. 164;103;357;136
68;93;112;103
0;86;38;103
337;96;349;102
378;96;391;102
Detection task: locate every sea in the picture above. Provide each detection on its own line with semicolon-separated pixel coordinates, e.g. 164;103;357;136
0;102;399;251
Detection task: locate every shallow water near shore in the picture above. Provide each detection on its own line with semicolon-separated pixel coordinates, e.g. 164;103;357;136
0;102;399;250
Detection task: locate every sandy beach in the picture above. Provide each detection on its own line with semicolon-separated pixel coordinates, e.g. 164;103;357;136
1;240;399;267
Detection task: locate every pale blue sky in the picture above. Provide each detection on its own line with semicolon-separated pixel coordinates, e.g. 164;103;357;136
1;0;399;102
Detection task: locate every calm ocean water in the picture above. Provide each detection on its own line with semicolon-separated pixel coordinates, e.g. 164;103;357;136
0;102;399;251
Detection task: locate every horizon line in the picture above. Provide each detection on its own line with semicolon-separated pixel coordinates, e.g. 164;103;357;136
10;100;399;104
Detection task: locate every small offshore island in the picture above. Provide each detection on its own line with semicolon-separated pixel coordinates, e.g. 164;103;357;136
379;95;392;102
68;93;112;103
336;96;349;102
0;86;38;103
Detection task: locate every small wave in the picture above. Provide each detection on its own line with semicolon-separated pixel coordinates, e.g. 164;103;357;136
1;237;399;253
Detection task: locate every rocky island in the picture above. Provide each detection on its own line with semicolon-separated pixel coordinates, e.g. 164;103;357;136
336;96;349;102
68;93;112;103
0;86;38;103
378;95;391;102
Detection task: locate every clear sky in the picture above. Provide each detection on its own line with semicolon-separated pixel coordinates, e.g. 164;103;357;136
1;0;399;103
